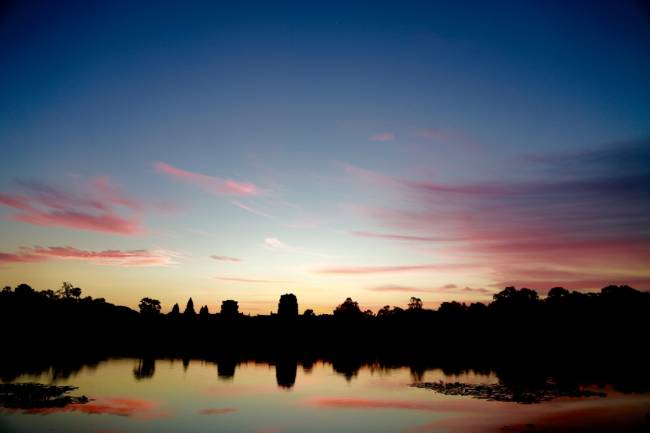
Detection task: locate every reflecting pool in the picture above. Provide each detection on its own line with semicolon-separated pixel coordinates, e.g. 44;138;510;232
1;358;648;433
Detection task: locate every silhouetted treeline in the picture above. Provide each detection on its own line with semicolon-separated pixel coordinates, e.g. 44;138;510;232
1;283;649;371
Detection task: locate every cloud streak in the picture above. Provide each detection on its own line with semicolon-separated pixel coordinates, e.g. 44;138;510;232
344;140;650;290
305;397;483;413
155;162;259;197
0;246;179;267
214;276;282;283
366;284;490;294
315;263;473;275
211;255;242;262
0;178;147;235
351;231;448;242
369;132;395;142
264;237;294;251
199;407;238;415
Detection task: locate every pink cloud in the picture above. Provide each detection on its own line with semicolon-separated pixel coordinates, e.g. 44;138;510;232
232;200;272;217
258;429;282;433
0;194;33;211
13;210;142;235
214;276;282;283
199;407;238;415
367;285;436;293
369;132;395;142
211;255;242;262
342;164;402;188
154;162;259;197
264;237;294;251
414;127;476;147
304;397;484;413
405;398;650;433
91;176;143;211
314;263;473;275
283;216;328;229
512;279;650;292
19;397;168;419
366;284;490;295
308;397;434;411
343;150;650;292
0;246;179;267
0;178;148;235
351;231;448;242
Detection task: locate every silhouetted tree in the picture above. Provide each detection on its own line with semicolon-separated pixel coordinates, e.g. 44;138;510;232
303;309;315;317
468;302;488;315
439;301;467;316
548;287;570;299
408;297;423;310
57;282;81;300
278;293;298;319
14;283;34;297
334;297;362;319
377;305;391;317
2;278;649;378
40;289;57;300
1;286;11;293
139;297;161;316
184;298;196;315
221;300;239;318
493;286;539;304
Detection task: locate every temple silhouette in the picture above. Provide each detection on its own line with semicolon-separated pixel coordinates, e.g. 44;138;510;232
1;282;648;388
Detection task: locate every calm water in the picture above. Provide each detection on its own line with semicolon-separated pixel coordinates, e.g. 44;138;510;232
1;358;649;433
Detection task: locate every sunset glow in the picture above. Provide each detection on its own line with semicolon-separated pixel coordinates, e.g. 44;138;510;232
1;1;648;314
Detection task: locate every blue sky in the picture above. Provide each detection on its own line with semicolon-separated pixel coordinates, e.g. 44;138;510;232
1;1;649;313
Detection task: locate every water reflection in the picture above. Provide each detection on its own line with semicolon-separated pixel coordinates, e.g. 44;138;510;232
275;358;297;389
133;358;156;380
217;357;237;380
1;358;648;433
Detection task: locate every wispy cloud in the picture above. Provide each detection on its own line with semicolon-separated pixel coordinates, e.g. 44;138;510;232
307;397;434;411
369;132;395;142
366;285;436;293
154;162;260;196
0;177;148;235
210;255;242;263
258;428;282;433
0;246;179;267
214;276;283;283
366;284;489;294
198;407;238;415
232;200;272;217
351;231;448;242
314;263;473;275
342;163;401;188
344;140;650;290
264;237;293;251
414;127;476;147
304;397;480;413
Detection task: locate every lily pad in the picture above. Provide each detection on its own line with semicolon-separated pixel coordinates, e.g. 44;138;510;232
412;381;607;404
0;383;89;409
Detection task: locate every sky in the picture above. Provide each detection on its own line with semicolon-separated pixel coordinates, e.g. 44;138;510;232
1;1;649;314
